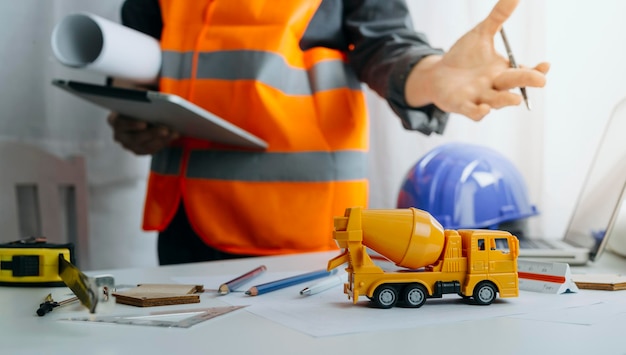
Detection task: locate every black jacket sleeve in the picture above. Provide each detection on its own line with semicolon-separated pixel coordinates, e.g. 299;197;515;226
120;0;162;39
343;0;448;135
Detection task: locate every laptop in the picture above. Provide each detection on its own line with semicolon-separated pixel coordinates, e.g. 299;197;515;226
517;98;626;265
51;79;268;150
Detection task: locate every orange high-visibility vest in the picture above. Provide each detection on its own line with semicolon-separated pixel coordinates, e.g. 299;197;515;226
144;0;369;255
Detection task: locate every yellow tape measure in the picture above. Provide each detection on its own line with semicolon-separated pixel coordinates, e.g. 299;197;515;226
0;239;74;286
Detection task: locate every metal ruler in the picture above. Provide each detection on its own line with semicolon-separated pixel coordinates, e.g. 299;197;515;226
61;306;246;328
518;259;579;294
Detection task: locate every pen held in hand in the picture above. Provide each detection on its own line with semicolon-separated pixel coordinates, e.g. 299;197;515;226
245;269;337;296
218;265;267;295
499;27;531;110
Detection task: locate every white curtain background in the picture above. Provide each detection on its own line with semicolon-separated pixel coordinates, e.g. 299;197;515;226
2;0;626;270
1;0;156;270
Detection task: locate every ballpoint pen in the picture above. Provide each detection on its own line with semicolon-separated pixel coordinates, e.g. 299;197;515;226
245;268;337;296
499;27;531;110
300;272;347;296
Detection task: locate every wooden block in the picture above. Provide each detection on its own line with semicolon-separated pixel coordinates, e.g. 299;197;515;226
113;284;204;307
571;274;626;291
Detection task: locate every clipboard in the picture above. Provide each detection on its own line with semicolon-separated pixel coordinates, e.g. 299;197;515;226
52;79;268;150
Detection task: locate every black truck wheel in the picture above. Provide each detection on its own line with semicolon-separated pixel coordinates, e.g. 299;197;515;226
473;281;497;305
402;283;428;308
372;285;398;309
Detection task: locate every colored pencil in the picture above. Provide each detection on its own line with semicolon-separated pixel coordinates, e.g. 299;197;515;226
218;265;267;295
245;269;337;296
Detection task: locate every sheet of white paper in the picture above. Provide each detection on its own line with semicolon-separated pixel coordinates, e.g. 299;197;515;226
509;290;626;325
511;301;626;325
173;271;625;337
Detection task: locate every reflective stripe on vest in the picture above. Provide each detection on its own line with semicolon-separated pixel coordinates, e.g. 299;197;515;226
161;51;362;94
152;148;367;181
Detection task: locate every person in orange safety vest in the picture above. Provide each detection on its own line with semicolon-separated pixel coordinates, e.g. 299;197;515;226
108;0;549;265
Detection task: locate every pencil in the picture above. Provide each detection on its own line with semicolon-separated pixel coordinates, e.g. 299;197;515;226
499;27;531;110
245;269;337;296
218;265;267;295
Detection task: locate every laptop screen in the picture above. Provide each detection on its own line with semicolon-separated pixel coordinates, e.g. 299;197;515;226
563;98;626;261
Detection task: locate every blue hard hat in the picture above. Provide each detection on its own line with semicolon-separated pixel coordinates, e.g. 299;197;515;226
397;142;538;230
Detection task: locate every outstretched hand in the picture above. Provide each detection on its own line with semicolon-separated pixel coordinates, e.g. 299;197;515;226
405;0;550;121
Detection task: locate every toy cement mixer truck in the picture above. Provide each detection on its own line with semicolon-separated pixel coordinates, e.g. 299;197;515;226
327;207;519;308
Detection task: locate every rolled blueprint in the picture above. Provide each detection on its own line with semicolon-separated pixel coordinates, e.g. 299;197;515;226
51;12;161;83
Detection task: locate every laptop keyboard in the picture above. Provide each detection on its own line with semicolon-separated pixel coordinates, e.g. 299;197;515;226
518;239;560;249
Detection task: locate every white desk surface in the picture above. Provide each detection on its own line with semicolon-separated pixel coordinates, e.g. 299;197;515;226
2;250;626;355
